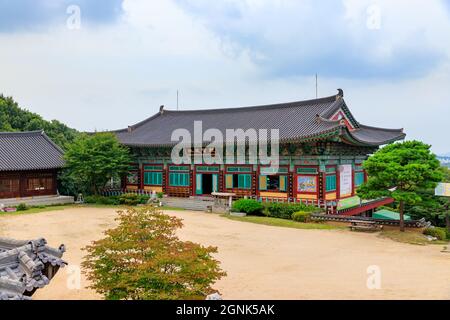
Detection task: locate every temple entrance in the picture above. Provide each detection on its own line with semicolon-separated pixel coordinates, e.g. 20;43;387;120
195;173;219;195
202;174;213;195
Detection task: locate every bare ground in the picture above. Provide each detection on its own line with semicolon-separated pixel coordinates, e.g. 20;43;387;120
0;207;449;300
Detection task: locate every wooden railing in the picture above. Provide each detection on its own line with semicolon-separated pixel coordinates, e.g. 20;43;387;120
101;188;153;197
337;197;394;216
249;196;337;214
102;189;393;217
311;213;429;228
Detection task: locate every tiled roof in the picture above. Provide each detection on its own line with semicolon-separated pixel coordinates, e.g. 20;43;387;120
0;131;65;172
114;90;405;147
0;237;66;300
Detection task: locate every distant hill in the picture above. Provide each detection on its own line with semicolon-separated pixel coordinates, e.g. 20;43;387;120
438;155;450;168
0;95;79;150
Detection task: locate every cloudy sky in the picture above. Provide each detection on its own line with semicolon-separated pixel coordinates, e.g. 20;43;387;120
0;0;449;154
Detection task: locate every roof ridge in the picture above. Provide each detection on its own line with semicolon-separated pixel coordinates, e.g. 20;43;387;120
163;93;340;114
0;130;44;136
119;91;343;133
39;131;65;154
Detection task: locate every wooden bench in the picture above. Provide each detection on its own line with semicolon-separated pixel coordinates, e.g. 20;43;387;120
349;220;383;232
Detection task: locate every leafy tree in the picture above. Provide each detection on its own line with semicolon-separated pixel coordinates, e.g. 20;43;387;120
57;169;90;197
440;166;450;183
357;141;442;231
82;207;226;300
0;94;79;149
64;133;130;195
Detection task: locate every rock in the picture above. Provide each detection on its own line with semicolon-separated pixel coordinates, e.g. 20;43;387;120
230;212;247;217
206;293;222;300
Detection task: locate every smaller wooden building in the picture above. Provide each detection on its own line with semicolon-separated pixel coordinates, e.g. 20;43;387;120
0;131;65;200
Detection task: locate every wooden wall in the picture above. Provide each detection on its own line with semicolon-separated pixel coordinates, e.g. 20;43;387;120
0;170;58;199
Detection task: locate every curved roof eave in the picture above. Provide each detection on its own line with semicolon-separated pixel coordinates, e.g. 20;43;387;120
339;126;406;147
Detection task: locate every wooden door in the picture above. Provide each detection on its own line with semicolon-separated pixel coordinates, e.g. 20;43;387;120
0;175;20;199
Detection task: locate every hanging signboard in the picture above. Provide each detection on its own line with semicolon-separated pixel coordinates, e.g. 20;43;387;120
435;183;450;197
339;164;353;197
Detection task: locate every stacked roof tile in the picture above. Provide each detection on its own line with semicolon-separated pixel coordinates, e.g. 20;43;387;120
114;90;405;147
0;237;66;300
0;131;65;172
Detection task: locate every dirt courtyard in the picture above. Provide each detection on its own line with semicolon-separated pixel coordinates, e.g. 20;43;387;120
1;207;449;300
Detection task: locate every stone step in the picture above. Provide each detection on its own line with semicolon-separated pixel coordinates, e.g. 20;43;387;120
0;195;74;207
161;197;214;211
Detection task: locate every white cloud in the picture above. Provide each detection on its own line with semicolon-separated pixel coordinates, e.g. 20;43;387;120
0;0;449;154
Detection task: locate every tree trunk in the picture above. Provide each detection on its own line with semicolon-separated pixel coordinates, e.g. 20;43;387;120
445;205;450;232
446;210;450;234
399;200;405;232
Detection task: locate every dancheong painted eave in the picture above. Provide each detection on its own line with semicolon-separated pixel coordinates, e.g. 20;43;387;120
113;90;406;147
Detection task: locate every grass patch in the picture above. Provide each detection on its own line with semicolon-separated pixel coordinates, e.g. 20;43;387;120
223;214;342;230
0;204;74;216
160;206;186;211
0;203;130;216
379;230;448;246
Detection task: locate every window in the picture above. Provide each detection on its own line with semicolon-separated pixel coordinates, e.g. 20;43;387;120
143;164;163;186
355;171;365;187
26;178;53;191
297;167;318;174
235;174;252;189
259;175;287;191
226;174;251;189
227;166;252;173
260;167;288;175
267;176;279;190
169;166;190;172
196;166;219;172
326;175;337;192
0;178;19;193
143;165;163;171
144;172;162;185
169;173;190;187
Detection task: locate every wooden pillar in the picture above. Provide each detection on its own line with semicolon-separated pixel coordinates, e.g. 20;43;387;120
139;164;144;191
351;166;355;196
162;165;167;194
336;167;341;200
288;172;294;200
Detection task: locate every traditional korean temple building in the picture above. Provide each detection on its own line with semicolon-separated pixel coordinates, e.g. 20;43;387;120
0;131;65;200
115;90;405;212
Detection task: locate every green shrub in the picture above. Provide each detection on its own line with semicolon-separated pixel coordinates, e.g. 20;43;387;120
423;227;447;240
82;207;226;300
118;193;150;206
156;192;164;199
85;195;120;205
16;203;29;211
292;211;312;223
263;202;322;220
232;199;263;215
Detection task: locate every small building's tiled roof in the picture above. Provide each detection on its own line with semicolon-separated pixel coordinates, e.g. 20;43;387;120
114;90;405;147
0;237;66;300
0;131;65;172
